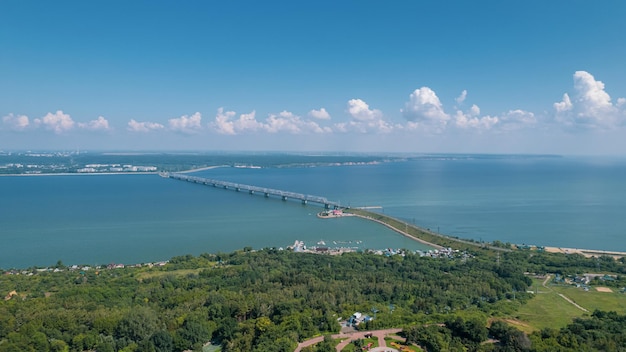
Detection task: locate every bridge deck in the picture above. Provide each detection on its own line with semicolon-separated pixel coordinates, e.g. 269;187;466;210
164;173;340;208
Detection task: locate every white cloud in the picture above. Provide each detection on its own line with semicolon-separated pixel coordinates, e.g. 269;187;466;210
265;111;302;134
454;105;498;130
127;119;164;132
211;108;331;135
347;99;383;121
269;111;330;134
211;108;263;135
34;110;75;134
500;110;536;126
339;99;396;133
168;112;202;134
79;116;110;131
233;110;263;132
554;71;624;129
554;93;573;113
2;113;31;131
334;118;395;134
401;87;450;131
455;90;467;104
308;108;331;120
212;108;237;135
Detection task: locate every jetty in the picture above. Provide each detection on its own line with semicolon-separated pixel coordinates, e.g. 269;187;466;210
163;172;341;209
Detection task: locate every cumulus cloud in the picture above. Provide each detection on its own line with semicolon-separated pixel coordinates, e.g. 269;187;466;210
401;87;450;131
78;116;110;131
347;99;383;121
269;111;330;134
211;108;236;135
2;113;31;131
454;104;498;130
554;71;624;129
500;110;536;128
308;108;331;120
334;118;395;134
127;119;164;132
338;99;396;133
264;111;302;134
455;90;467;104
211;108;330;135
168;112;202;134
34;110;75;134
211;108;262;135
554;93;572;113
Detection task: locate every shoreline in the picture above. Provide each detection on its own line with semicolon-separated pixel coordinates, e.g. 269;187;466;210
0;165;226;177
345;209;626;257
0;172;159;177
544;246;626;258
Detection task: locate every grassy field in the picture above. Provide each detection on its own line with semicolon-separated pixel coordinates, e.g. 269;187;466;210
340;337;378;351
514;276;626;331
385;337;422;351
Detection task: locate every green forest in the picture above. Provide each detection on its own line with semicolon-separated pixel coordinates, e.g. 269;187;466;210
2;246;626;352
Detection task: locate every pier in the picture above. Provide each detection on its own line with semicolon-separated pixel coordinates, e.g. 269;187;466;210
163;172;340;209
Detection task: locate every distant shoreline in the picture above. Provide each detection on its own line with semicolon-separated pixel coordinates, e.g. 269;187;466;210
0;172;159;177
0;165;226;177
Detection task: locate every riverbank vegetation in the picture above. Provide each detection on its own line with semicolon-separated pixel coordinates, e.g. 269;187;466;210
2;245;626;351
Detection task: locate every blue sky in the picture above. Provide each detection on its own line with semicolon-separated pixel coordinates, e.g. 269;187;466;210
2;1;626;154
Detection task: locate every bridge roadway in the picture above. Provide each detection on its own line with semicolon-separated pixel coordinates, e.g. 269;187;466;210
164;173;340;209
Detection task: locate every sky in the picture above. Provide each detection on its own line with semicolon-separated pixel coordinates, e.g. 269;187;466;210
2;1;626;155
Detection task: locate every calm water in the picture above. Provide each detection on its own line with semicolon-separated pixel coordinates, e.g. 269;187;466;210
1;155;625;268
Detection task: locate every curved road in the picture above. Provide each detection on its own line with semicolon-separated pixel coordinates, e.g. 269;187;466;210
294;328;404;352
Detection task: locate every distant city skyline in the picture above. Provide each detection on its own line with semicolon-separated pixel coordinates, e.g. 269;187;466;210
2;1;626;155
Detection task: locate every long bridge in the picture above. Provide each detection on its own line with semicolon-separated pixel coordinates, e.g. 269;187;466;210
163;172;341;209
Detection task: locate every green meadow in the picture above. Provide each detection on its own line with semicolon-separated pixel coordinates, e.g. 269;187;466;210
514;276;626;331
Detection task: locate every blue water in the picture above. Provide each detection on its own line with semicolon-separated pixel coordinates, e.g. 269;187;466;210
2;155;625;268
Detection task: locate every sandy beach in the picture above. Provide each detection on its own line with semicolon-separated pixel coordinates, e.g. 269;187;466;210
544;246;626;258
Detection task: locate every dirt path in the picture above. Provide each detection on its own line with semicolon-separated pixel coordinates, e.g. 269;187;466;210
558;293;589;312
542;274;551;287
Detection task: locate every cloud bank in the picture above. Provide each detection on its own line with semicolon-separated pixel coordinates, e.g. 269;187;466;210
3;71;625;153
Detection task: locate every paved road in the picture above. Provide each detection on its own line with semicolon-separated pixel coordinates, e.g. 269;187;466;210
294;328;404;352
